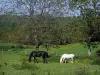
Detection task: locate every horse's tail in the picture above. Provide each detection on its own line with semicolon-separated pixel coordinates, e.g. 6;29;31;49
28;51;33;63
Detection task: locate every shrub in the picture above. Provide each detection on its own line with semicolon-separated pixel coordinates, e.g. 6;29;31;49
76;58;93;64
20;61;38;70
12;58;38;70
11;45;16;48
73;66;91;75
93;70;100;75
95;50;100;57
12;62;38;70
31;72;36;75
91;57;100;65
16;44;25;48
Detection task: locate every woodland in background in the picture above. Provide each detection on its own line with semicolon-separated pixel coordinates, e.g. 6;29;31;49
0;0;100;46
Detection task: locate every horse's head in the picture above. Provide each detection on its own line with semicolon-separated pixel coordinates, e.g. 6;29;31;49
74;55;79;59
28;59;31;63
60;57;63;63
28;51;34;63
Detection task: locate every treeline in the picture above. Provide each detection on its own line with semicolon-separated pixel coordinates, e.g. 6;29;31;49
0;0;100;46
0;14;89;45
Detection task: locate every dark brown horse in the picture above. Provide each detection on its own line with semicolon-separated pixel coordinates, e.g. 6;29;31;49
28;51;49;63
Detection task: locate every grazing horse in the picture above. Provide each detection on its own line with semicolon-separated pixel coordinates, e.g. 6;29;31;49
28;51;49;63
60;54;75;63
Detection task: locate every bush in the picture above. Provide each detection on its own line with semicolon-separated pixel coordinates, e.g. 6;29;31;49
73;66;91;75
95;50;100;57
16;44;25;48
76;58;93;64
11;45;16;48
31;72;36;75
12;57;38;70
91;57;100;65
12;61;38;70
20;61;38;70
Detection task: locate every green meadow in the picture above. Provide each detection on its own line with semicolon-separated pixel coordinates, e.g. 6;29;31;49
0;43;100;75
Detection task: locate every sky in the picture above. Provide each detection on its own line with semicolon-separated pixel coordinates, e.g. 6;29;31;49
1;0;99;16
0;0;82;16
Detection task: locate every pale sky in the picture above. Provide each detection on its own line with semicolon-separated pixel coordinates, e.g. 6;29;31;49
0;0;88;16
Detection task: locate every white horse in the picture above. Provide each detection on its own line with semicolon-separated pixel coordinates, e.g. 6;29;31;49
60;54;75;63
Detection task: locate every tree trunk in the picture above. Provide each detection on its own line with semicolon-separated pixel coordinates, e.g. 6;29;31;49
88;48;91;56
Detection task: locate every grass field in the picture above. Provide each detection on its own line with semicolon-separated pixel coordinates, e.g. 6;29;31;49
0;43;100;75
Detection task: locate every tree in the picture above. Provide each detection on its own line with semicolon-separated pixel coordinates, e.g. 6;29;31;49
70;0;100;56
14;0;67;50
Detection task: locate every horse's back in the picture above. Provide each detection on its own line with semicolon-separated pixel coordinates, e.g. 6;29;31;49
61;54;75;58
68;54;75;57
36;51;49;58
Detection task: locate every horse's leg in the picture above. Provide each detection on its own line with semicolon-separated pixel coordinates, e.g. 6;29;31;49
71;58;74;63
42;57;47;63
45;57;48;63
34;57;36;63
62;58;64;63
36;58;38;63
64;59;66;63
63;58;65;63
34;57;38;63
43;58;45;63
61;58;64;63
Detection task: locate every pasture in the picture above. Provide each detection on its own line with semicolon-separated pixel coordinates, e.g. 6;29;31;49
0;43;100;75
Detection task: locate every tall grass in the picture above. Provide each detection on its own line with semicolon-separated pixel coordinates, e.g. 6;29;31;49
12;59;38;70
73;66;91;75
73;66;100;75
91;57;100;65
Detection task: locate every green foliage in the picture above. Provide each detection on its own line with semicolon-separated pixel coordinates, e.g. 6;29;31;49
0;43;34;52
91;57;100;65
73;66;91;75
20;61;38;70
76;58;93;64
0;15;88;45
31;72;37;75
0;0;100;46
12;60;38;70
16;44;25;49
95;50;100;57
